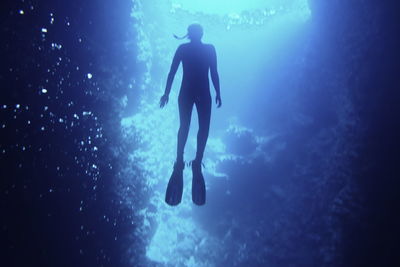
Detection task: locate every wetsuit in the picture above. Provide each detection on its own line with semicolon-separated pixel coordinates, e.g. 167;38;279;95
168;42;217;162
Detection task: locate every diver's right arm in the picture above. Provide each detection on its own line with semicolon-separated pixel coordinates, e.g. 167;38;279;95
160;46;182;108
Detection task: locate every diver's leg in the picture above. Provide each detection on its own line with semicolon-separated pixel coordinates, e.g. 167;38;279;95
191;95;211;205
165;93;193;206
177;93;194;162
194;95;212;162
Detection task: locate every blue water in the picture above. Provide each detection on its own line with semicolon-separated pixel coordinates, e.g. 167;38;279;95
2;0;399;266
120;1;335;266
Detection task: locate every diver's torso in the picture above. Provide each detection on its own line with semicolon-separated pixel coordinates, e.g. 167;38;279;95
179;42;212;97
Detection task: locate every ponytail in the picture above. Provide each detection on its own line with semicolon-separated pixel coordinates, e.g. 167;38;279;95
173;33;188;40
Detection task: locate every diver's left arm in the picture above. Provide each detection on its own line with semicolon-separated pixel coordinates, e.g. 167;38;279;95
210;45;222;108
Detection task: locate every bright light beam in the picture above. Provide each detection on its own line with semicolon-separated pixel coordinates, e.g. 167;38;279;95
124;0;311;265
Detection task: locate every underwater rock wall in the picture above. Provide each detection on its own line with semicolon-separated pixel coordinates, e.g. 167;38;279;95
0;1;145;266
309;0;400;265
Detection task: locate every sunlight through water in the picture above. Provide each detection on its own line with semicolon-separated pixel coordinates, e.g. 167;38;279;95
123;0;311;265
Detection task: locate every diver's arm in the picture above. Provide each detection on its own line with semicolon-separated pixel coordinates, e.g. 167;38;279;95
160;47;181;108
164;47;181;96
210;45;222;107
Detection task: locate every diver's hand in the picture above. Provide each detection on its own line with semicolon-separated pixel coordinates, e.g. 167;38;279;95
215;94;222;108
160;94;169;108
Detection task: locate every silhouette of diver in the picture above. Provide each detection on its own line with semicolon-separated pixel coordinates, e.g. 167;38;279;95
160;23;221;206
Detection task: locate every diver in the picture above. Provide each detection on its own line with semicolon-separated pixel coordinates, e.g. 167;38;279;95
160;23;221;206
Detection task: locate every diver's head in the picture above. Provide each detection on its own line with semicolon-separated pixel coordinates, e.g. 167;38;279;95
187;23;203;42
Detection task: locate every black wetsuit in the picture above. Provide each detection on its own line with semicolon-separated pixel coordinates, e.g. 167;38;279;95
171;42;217;162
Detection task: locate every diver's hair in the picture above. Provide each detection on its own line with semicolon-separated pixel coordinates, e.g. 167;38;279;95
173;23;203;40
173;34;188;40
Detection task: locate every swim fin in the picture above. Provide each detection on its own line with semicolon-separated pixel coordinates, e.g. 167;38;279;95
191;160;206;206
165;161;185;206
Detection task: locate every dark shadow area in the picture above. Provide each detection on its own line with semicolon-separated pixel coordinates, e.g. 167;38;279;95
0;0;143;266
